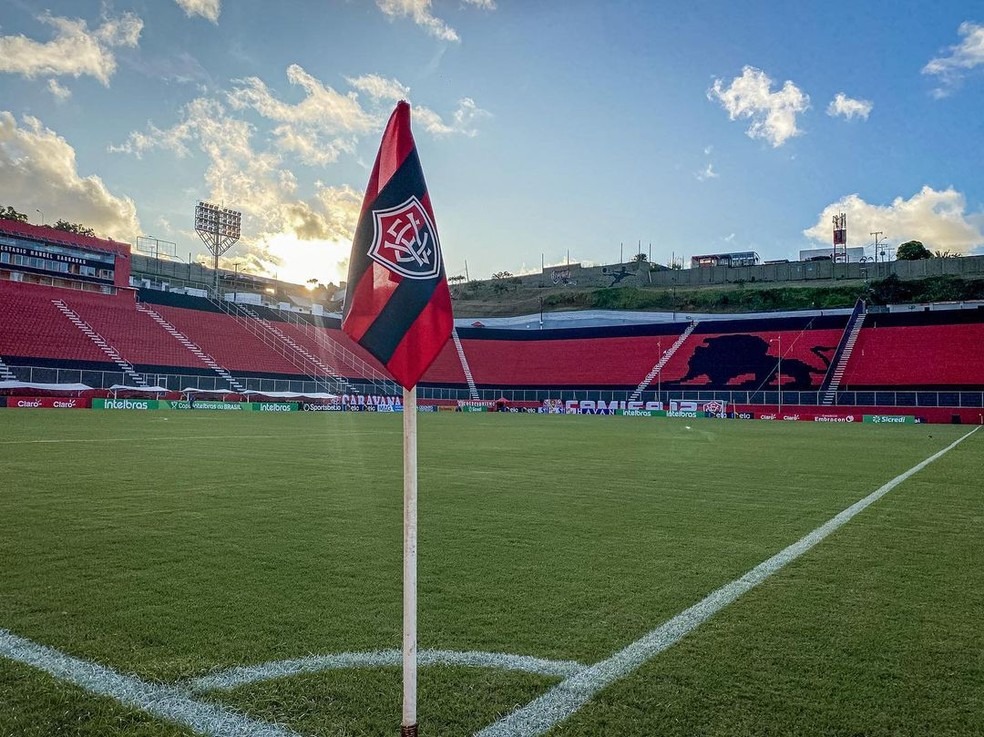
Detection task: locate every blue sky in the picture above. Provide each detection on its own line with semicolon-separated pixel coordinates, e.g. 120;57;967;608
1;0;982;286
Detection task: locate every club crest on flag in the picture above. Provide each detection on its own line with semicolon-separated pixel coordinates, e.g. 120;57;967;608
368;196;442;280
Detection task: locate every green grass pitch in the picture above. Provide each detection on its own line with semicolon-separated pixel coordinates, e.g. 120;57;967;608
1;411;981;736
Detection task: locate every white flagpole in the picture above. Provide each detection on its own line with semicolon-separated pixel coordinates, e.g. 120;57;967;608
402;386;418;737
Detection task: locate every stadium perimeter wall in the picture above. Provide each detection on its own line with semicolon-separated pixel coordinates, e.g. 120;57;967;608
3;395;981;424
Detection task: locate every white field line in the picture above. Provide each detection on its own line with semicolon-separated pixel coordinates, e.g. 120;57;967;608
0;431;400;445
0;435;282;445
475;426;981;737
187;650;587;692
0;629;302;737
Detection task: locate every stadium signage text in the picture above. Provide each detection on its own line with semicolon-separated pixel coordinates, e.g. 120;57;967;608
565;400;664;415
11;396;88;409
256;402;297;412
96;398;155;410
338;394;402;408
301;402;343;411
864;414;915;424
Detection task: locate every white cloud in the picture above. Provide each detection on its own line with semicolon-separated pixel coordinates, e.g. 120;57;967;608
174;0;221;24
0;11;142;85
228;64;376;166
695;163;718;182
708;66;810;147
375;0;495;41
0;111;140;241
827;92;872;120
376;0;459;41
110;95;362;281
346;73;410;102
111;71;488;282
47;79;71;101
923;21;984;97
415;97;490;137
803;186;984;254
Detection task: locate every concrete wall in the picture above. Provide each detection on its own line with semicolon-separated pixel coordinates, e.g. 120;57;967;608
510;254;984;291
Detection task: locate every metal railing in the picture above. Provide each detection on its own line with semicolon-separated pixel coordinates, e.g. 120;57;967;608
6;364;979;409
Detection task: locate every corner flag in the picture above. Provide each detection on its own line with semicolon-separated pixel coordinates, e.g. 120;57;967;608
342;101;453;390
341;100;454;737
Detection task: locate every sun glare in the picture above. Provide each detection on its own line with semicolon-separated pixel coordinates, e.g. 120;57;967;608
260;232;350;287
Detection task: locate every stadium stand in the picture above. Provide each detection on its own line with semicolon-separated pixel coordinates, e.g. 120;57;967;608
0;282;113;365
840;310;984;390
2;272;983;405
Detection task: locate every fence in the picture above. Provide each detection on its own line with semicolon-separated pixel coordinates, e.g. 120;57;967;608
9;364;981;408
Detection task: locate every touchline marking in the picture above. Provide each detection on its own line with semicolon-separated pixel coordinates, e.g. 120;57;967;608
0;431;400;446
475;426;981;737
0;629;302;737
186;650;586;692
0;434;283;445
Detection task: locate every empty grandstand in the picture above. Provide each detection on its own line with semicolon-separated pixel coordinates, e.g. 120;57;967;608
1;217;983;421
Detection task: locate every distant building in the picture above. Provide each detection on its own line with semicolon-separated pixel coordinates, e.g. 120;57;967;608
690;251;760;268
799;246;865;263
0;218;130;293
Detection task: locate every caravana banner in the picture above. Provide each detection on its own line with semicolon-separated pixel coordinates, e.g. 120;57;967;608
338;394;402;408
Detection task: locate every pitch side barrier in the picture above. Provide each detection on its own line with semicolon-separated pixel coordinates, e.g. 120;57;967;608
5;395;980;423
449;398;983;424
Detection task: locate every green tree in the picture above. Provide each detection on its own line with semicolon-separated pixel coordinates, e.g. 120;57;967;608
52;219;96;237
896;240;932;260
0;205;28;222
633;252;647;263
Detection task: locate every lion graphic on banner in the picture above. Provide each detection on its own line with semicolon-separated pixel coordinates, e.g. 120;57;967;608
679;334;835;390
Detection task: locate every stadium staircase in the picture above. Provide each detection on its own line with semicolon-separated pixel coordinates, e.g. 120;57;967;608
280;311;401;397
207;296;350;395
628;321;699;402
134;303;246;392
52;299;148;388
0;355;17;381
820;299;866;405
451;327;480;400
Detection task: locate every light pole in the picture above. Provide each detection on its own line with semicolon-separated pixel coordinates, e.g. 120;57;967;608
657;340;662;403
36;209;44;226
771;336;782;414
671;277;677;322
233;262;242;303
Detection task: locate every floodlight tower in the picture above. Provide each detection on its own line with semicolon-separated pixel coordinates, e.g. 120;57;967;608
194;201;242;293
832;213;847;263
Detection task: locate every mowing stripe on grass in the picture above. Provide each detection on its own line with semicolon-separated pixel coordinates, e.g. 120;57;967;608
0;629;302;737
0;435;283;445
0;431;400;445
186;650;586;692
476;426;981;737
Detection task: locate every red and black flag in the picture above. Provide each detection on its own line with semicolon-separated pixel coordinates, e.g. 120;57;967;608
342;101;453;390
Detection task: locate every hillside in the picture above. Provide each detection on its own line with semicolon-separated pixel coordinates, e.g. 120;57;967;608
450;274;984;318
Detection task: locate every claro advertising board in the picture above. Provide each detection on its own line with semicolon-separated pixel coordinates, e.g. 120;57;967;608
7;396;89;409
